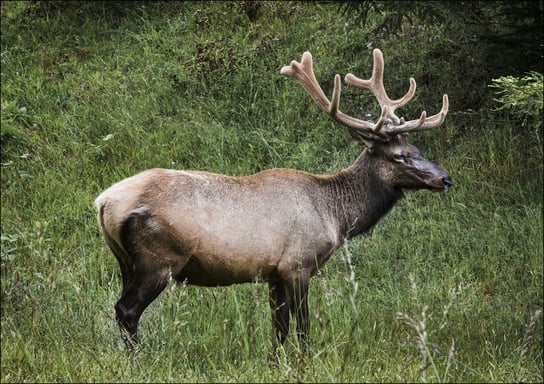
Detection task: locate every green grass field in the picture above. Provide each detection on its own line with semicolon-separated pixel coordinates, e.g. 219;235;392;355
1;2;542;382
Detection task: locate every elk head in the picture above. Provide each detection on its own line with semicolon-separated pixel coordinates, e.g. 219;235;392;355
280;48;452;192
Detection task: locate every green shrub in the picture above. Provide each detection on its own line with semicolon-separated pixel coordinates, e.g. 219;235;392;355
489;71;543;137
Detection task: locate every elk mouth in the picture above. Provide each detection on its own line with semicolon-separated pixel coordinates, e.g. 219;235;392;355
425;175;453;191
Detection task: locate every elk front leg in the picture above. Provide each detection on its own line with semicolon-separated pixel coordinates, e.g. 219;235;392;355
285;275;310;351
269;282;290;346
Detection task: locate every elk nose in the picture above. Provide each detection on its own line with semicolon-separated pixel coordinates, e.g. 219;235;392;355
442;176;453;189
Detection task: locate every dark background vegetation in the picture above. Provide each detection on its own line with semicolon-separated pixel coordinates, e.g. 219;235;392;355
1;1;542;382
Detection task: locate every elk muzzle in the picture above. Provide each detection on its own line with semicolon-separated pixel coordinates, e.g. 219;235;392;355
409;154;453;191
428;172;453;191
422;163;452;191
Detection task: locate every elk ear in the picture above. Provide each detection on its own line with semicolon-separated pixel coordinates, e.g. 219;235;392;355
348;128;377;148
396;132;409;144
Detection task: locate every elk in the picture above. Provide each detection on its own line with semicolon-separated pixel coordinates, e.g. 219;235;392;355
95;49;452;349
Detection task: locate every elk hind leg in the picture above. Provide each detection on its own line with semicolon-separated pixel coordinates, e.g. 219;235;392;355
101;233;144;346
114;270;169;347
114;211;187;347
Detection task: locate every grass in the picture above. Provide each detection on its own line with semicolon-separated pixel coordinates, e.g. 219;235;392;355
1;1;542;382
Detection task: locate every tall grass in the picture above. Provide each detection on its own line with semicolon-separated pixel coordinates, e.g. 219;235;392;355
2;2;542;382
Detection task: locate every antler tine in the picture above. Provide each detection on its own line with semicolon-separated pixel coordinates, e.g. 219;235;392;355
386;94;449;134
280;52;332;113
343;48;448;135
345;49;417;117
281;52;388;140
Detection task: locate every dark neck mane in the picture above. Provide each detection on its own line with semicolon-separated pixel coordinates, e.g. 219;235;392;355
324;150;404;240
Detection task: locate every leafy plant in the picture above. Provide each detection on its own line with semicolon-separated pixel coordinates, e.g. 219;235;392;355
339;1;543;76
489;72;543;131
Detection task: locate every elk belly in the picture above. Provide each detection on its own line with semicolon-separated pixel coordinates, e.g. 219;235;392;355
175;251;278;287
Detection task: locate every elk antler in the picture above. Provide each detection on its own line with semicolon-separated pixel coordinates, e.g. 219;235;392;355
280;51;389;141
281;49;449;141
345;49;448;135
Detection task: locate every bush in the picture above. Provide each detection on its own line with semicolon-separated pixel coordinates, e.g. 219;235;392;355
489;72;543;136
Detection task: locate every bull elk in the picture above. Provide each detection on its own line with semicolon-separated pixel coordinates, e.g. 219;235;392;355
95;49;452;350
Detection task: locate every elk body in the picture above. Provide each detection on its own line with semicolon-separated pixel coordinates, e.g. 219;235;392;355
95;49;452;348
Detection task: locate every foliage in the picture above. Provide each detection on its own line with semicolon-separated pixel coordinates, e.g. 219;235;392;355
490;72;543;132
1;1;542;382
340;0;483;31
339;1;544;76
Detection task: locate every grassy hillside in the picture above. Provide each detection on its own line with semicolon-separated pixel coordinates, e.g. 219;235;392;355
1;2;542;382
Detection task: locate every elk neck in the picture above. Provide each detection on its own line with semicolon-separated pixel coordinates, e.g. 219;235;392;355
319;148;404;240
